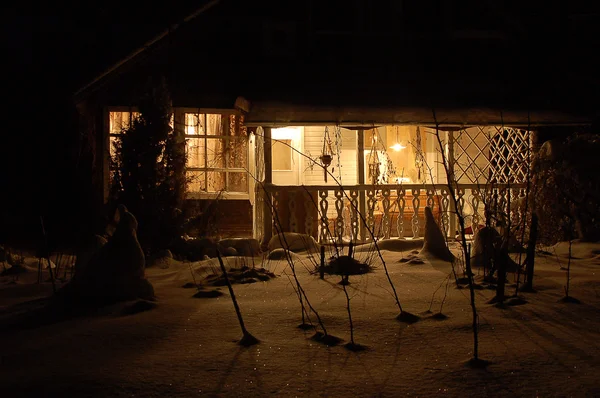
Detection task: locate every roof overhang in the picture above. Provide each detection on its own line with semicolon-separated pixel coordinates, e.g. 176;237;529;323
238;98;592;128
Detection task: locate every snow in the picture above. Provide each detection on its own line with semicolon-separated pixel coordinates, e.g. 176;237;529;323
1;241;600;397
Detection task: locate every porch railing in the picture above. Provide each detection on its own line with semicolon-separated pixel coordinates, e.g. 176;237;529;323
262;183;527;244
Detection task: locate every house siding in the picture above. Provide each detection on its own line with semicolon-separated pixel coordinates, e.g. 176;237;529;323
302;126;358;186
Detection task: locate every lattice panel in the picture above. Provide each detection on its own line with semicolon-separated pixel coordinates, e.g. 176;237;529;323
454;127;531;184
454;126;492;183
489;127;531;184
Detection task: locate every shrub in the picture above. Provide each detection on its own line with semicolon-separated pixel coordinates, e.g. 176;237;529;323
110;78;186;255
532;133;600;244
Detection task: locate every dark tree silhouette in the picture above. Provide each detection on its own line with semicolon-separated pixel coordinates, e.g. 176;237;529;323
110;78;186;255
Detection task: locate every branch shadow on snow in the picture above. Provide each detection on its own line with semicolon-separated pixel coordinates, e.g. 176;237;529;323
0;291;157;333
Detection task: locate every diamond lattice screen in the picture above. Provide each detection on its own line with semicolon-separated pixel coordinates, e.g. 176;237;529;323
454;127;531;184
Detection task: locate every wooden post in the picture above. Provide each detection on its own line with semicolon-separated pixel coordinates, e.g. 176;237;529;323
261;126;273;251
447;130;457;239
357;129;366;242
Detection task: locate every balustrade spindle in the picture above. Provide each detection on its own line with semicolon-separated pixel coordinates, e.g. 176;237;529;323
350;190;359;241
426;188;435;210
366;189;377;241
411;188;421;238
334;189;345;244
471;189;481;232
396;187;406;239
456;187;466;218
441;188;450;237
319;190;329;243
382;188;391;239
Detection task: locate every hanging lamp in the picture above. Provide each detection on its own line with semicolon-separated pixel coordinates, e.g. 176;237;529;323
320;126;333;182
367;129;381;184
389;126;406;152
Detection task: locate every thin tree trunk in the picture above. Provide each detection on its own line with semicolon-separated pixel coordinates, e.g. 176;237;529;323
565;238;572;298
319;245;325;279
433;119;482;365
342;282;354;345
523;213;538;291
495;242;507;304
216;251;258;346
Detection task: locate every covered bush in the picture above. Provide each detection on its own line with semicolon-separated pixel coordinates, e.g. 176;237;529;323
532;133;600;244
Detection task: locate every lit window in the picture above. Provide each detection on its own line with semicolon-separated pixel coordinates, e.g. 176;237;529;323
185;113;249;195
273;139;292;170
109;111;140;159
108;110;174;177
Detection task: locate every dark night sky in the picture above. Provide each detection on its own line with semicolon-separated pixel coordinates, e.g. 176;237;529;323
8;2;203;97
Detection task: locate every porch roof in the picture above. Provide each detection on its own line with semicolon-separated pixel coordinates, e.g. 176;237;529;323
241;101;591;128
237;73;596;128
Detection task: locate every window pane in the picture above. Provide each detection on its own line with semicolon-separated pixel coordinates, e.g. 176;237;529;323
187;171;206;192
185;113;203;135
206;138;226;168
228;172;248;193
273;139;292;170
186;137;205;168
207;171;226;192
109;111;139;134
110;136;120;160
187;171;226;193
228;137;248;168
206;114;222;135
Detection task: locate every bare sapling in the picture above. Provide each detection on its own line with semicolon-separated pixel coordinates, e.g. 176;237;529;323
427;273;452;319
252;170;337;343
319;245;325;279
271;213;312;330
565;237;572;299
342;280;366;351
259;132;417;324
215;250;259;346
560;225;580;303
432;110;486;367
521;213;538;292
514;116;533;294
492;183;510;306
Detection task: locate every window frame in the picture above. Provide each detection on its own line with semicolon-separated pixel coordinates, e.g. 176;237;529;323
107;106;141;160
180;108;250;200
104;106;141;203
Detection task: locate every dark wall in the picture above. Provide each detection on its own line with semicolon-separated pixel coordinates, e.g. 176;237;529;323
184;199;253;239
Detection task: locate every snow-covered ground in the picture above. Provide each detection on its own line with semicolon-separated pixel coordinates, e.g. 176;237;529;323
1;241;600;397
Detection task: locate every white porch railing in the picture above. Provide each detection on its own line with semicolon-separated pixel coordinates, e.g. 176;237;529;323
261;183;527;244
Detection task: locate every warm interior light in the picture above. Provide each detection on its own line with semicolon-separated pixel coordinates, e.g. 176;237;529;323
272;127;301;140
395;176;411;184
390;142;406;152
390;126;406;152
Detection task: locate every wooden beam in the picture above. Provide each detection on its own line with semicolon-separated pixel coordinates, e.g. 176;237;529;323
261;126;273;250
357;129;366;242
